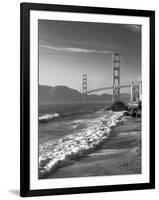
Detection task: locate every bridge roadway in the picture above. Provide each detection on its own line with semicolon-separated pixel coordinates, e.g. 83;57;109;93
87;82;141;94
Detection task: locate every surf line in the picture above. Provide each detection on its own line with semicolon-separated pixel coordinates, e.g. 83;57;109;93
39;111;124;178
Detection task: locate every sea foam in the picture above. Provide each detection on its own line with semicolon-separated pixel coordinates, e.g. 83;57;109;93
39;111;124;177
39;113;60;122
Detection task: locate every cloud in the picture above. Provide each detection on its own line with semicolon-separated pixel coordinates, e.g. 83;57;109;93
125;25;141;33
39;44;113;54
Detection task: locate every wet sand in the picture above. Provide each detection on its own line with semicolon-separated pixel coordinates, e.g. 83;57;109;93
46;116;141;179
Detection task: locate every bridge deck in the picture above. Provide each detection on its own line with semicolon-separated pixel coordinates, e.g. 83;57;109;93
87;82;141;94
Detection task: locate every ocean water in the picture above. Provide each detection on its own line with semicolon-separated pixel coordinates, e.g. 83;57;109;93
38;103;124;178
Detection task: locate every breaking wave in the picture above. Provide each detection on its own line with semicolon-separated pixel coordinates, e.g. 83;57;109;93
39;111;124;178
39;113;60;122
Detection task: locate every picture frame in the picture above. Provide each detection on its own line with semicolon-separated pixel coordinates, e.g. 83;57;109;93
20;2;155;197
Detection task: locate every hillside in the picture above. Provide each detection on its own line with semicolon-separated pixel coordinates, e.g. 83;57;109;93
39;85;130;103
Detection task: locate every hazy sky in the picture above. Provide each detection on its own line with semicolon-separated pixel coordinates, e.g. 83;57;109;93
39;20;141;94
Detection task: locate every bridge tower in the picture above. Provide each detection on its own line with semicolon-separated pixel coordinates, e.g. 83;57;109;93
112;52;120;102
82;74;87;102
131;82;142;103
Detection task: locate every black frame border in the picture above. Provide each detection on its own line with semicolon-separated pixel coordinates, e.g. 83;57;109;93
20;2;155;197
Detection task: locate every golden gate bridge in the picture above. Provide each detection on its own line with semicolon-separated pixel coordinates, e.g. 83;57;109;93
82;52;142;103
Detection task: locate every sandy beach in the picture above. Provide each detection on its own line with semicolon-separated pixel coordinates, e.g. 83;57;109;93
45;116;141;179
